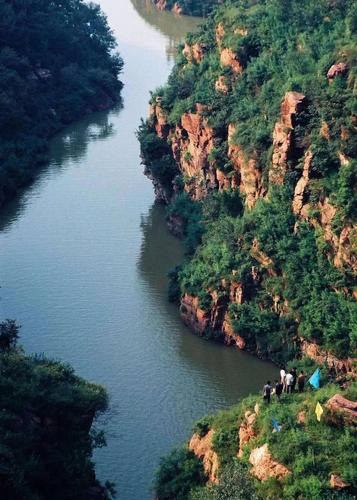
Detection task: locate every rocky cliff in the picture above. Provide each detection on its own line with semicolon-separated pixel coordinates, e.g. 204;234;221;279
155;381;357;498
140;0;356;367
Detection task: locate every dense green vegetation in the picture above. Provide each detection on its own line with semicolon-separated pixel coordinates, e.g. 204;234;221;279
0;320;113;499
140;0;357;359
156;0;220;17
155;447;207;499
0;0;123;207
155;374;357;499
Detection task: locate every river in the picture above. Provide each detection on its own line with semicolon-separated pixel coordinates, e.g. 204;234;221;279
0;1;277;498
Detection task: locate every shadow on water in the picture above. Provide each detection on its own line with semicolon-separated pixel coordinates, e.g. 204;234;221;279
0;104;122;234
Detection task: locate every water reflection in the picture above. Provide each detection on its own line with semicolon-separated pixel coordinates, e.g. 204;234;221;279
130;0;202;59
0;106;121;234
138;203;277;403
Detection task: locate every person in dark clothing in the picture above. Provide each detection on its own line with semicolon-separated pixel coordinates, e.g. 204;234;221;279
291;367;297;392
275;379;283;401
297;370;306;392
263;381;272;404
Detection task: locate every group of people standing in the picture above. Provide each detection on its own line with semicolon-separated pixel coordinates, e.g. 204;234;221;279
263;368;306;404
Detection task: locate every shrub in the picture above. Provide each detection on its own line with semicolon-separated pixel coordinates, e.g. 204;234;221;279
154;447;206;500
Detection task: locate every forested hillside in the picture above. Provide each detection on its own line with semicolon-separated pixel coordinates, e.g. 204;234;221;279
0;320;113;499
139;0;357;365
0;0;123;207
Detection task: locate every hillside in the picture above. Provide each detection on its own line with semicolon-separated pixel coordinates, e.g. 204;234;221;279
155;375;357;499
139;0;357;367
0;0;123;207
0;320;113;499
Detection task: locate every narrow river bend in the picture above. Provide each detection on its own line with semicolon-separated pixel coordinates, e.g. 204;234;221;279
0;2;277;498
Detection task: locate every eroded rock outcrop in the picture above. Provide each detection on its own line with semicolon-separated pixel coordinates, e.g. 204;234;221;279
228;124;265;208
300;340;356;376
327;62;348;80
183;42;206;63
220;48;244;73
171;109;216;200
270;92;306;185
249;444;290;481
215;75;229;94
330;474;350;490
325;394;357;425
238;409;257;457
180;291;229;335
215;23;225;46
292;149;312;215
189;430;219;483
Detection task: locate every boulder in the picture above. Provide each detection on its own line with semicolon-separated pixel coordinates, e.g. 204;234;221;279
249;444;290;481
330;474;350;490
325;394;357;426
327;62;348;79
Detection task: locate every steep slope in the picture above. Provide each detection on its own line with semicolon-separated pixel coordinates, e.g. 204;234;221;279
155;377;357;499
0;0;123;207
0;321;113;500
139;0;357;366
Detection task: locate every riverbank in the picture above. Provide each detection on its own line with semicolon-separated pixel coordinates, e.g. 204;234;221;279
140;1;356;495
155;376;357;499
0;0;123;208
0;321;112;499
139;0;356;366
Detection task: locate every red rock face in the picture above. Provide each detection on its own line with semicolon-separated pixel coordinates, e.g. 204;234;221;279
180;282;246;348
149;98;169;138
330;474;350;490
171;110;216;200
292;149;312;215
183;43;206;63
249;444;290;481
300;340;356;376
220;48;244;73
327;62;348;79
215;23;225;46
238;409;258;458
228;124;265;208
180;294;210;335
189;430;219;483
269;92;306;185
215;75;229;94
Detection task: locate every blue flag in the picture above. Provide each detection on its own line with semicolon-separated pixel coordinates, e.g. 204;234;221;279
309;368;321;389
272;417;281;432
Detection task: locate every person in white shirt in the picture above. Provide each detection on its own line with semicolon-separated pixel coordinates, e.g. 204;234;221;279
280;368;286;391
286;372;294;393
